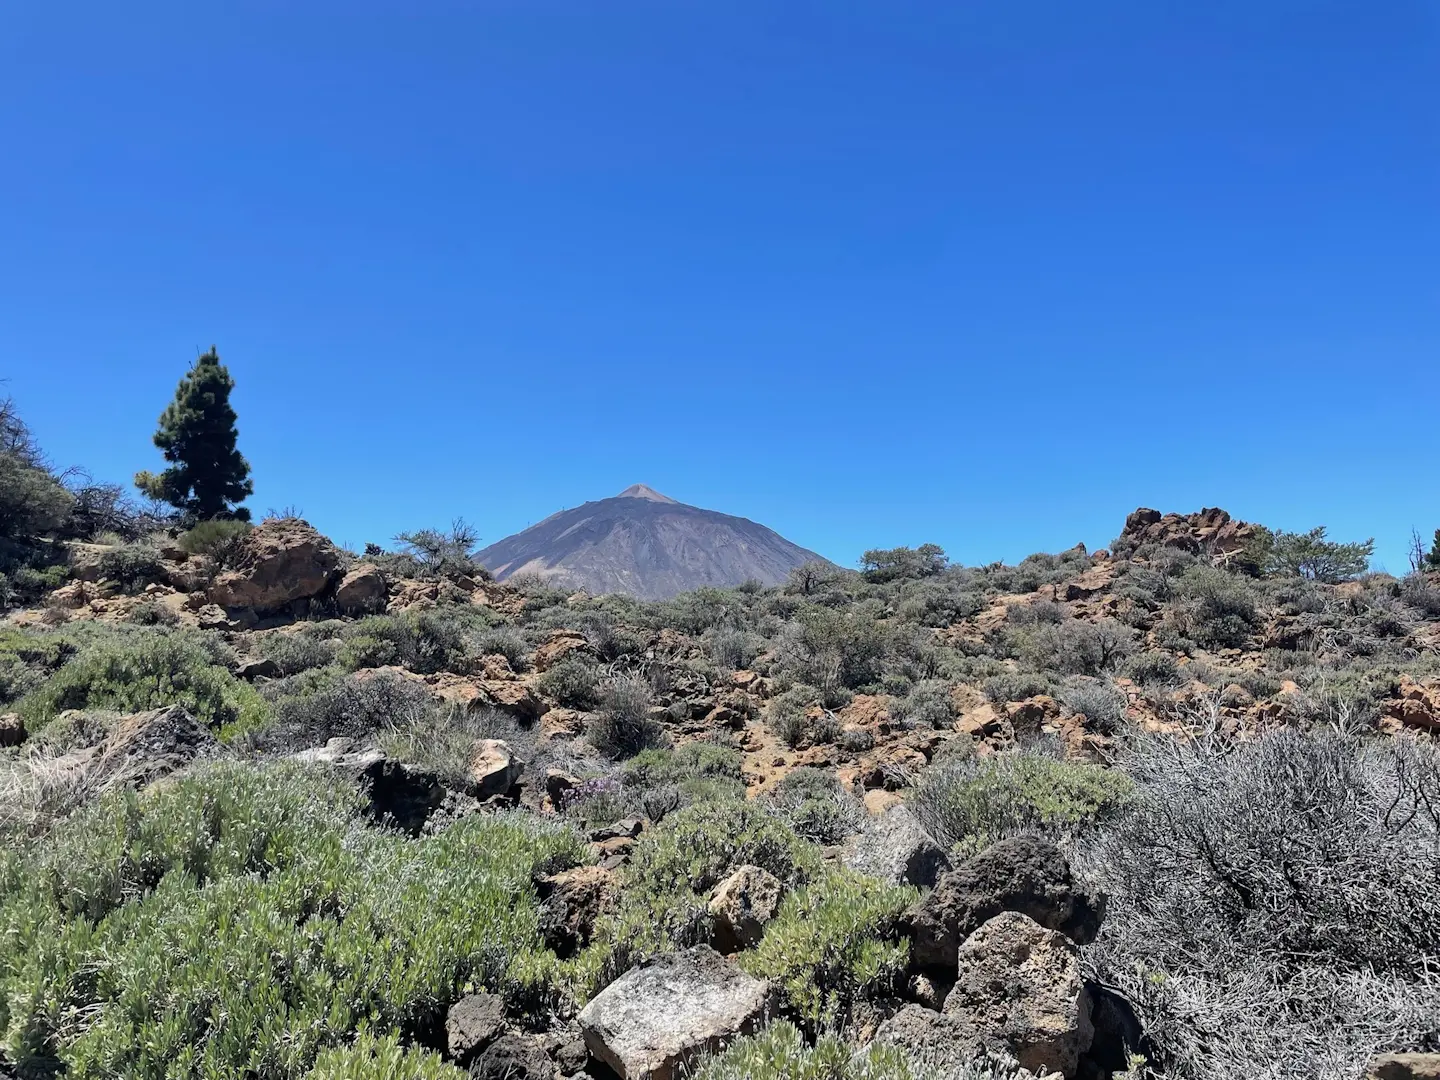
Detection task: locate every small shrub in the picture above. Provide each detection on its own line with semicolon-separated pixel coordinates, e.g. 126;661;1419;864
536;655;602;709
705;627;765;671
596;799;820;967
740;868;916;1030
1059;677;1128;735
258;630;340;676
97;542;165;593
305;1033;467;1080
1173;565;1260;649
16;630;268;737
340;607;485;675
1013;618;1135;677
124;600;179;627
909;750;1133;854
1120;649;1181;688
264;669;433;750
176;518;252;565
892;679;955;728
693;1021;1023;1080
472;625;529;671
588;674;664;758
982;670;1054;703
766;768;864;845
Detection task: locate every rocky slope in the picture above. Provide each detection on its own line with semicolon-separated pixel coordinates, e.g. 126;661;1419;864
474;484;830;600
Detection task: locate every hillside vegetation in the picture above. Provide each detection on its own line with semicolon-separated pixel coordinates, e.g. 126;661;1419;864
2;397;1438;1080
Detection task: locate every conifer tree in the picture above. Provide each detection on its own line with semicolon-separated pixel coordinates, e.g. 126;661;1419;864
135;348;253;522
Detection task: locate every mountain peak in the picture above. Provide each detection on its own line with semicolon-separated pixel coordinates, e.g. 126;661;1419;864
616;483;678;504
477;486;831;599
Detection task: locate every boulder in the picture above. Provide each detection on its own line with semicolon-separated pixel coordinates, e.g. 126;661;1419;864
294;746;447;835
0;713;25;748
446;992;506;1066
874;1004;1035;1079
1384;677;1440;732
944;912;1093;1078
470;1034;553;1080
544;769;580;808
235;657;281;680
908;836;1104;973
577;947;772;1080
102;705;216;783
708;864;784;953
538;865;617;957
208;518;342;612
844;805;950;888
533;629;593;672
334;563;387;614
1368;1055;1440;1080
478;680;545;723
467;738;524;799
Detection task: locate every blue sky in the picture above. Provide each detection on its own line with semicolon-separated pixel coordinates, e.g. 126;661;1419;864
3;2;1436;572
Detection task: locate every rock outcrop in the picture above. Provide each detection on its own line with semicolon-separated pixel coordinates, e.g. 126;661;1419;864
944;911;1094;1077
908;836;1104;974
577;946;772;1079
1367;1055;1440;1080
209;518;342;612
708;864;784;953
843;805;950;888
446;992;507;1067
333;563;387;614
467;738;524;799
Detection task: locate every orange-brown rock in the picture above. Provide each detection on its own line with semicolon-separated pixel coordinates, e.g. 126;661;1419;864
1384;677;1440;732
334;563;387;614
209;518;342;612
532;629;592;672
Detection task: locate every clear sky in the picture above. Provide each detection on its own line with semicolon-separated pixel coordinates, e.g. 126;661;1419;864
2;2;1436;572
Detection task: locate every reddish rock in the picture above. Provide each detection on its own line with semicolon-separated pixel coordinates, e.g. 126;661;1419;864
209;518;342;612
334;563;387;614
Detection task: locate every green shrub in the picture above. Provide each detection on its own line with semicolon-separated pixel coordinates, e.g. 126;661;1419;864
705;627;765;671
124;599;179;626
1011;618;1135;677
892;679;955;728
16;630;268;737
597;800;820;965
1174;565;1260;649
694;1021;932;1080
177;519;253;565
381;705;533;789
339;607;486;675
305;1033;466;1080
588;674;664;759
1059;677;1128;734
909;751;1133;854
765;768;864;846
97;542;165;593
981;670;1054;703
0;761;584;1079
258;630;340;676
740;868;915;1030
472;625;529;671
536;655;602;709
1121;649;1181;688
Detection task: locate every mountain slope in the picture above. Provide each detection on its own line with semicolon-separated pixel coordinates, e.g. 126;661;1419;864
475;485;830;599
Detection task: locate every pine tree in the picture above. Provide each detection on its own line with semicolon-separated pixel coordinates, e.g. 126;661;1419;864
1426;528;1440;571
135;348;253;522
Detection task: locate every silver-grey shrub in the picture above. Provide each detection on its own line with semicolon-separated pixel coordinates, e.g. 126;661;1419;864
1081;730;1440;1078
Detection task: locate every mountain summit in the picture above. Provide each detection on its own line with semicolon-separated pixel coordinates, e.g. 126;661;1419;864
475;486;830;600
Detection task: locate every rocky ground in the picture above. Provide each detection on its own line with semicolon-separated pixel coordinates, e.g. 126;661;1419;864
2;508;1438;1080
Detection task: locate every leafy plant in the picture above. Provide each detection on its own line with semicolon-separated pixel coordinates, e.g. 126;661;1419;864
909;750;1133;854
16;629;268;737
740;868;916;1030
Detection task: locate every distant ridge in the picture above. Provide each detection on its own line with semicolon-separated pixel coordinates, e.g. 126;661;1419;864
475;486;830;600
